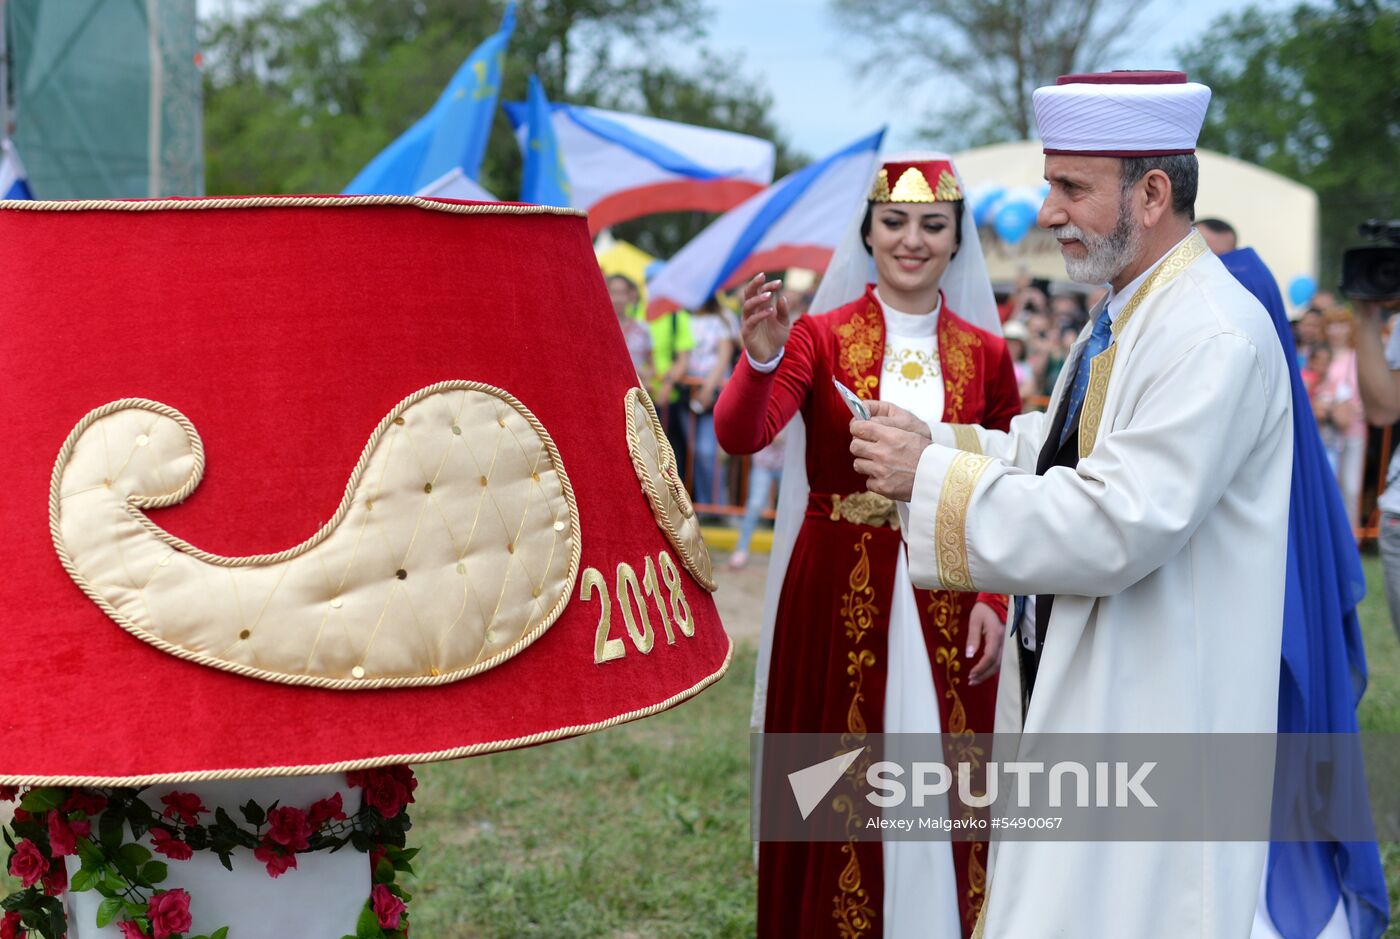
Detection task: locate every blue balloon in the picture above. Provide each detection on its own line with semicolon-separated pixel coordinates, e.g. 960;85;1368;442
994;200;1035;245
973;186;1006;228
1288;274;1317;308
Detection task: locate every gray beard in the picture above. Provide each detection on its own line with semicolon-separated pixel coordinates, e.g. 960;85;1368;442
1056;196;1143;285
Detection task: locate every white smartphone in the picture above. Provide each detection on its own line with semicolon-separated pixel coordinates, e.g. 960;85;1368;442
832;377;870;421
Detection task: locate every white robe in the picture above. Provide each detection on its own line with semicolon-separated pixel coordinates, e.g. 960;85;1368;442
902;231;1293;938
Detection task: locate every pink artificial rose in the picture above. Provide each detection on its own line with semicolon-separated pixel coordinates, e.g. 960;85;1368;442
0;910;25;939
61;791;108;818
118;922;148;939
388;765;418;800
150;827;193;862
366;777;407;818
307;793;346;828
348;766;417;819
46;812;76;858
372;883;407;931
147;889;193;939
159;791;209;826
0;786;19;802
41;861;67;896
8;839;47;887
253;842;297;879
265;806;312;852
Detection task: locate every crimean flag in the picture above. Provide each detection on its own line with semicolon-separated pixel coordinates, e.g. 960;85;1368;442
416;166;498;202
342;4;514;195
645;129;885;319
504;99;775;234
517;75;571;208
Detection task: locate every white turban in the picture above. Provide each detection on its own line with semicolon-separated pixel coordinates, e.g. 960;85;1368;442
1033;71;1211;156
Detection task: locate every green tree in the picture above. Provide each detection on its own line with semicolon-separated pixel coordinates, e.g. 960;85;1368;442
828;0;1145;147
200;0;797;257
1180;0;1400;288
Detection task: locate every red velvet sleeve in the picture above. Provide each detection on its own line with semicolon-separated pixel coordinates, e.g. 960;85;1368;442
981;334;1022;434
713;318;820;456
974;591;1009;621
975;336;1021;615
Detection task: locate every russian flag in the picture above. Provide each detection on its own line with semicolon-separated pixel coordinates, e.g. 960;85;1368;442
503;100;775;234
1;140;33;200
645;129;885;319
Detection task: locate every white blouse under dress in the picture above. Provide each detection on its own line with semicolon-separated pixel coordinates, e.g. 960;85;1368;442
873;291;962;939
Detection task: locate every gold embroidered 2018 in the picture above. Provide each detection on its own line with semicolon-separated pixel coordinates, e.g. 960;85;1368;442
583;551;696;664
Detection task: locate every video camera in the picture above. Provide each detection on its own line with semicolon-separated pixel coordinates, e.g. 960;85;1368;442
1341;219;1400;300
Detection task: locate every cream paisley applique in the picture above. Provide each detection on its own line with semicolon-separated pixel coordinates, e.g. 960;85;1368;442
50;382;581;689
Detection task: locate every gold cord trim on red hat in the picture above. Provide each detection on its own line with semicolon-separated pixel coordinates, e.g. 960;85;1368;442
624;387;717;591
0;194;586;217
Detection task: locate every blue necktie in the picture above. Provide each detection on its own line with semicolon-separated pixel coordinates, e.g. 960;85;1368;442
1059;312;1115;446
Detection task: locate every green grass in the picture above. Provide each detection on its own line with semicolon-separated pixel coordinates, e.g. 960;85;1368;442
407;644;759;938
1358;556;1400;935
1360;556;1400;733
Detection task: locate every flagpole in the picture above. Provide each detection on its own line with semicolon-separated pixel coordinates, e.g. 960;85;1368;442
146;0;163;196
1;0;10;138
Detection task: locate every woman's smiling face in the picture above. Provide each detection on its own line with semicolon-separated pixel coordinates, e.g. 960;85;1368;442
865;202;958;304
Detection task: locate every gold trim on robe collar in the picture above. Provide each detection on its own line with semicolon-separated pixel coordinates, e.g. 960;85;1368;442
1077;231;1210;458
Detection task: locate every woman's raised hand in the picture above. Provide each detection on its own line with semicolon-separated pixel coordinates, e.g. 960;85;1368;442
739;273;792;364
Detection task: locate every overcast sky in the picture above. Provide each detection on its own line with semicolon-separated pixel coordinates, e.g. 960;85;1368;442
694;0;1296;157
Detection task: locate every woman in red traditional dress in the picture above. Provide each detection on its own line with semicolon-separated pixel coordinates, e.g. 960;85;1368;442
715;154;1019;939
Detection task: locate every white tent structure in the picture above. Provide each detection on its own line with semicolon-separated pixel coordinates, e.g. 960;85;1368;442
954;141;1318;301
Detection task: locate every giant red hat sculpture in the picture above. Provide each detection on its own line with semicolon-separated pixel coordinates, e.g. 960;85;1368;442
0;195;731;786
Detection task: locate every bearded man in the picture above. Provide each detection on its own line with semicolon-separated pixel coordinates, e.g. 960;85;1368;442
849;72;1294;937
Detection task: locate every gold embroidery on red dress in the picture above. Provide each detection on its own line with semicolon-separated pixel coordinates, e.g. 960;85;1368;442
939;315;983;420
841;533;878;643
832;533;879;938
836;302;883;401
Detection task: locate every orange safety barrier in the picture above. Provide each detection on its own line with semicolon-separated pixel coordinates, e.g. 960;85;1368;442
1360;425;1391;543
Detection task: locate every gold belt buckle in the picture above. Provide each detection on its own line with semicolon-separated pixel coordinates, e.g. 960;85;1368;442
830;491;899;529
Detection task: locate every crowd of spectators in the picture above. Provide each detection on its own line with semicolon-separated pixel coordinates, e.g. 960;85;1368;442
1296;290;1376;531
611;258;1387;554
995;269;1099;406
